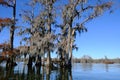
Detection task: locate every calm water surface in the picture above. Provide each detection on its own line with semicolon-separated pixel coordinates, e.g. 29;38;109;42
0;62;120;80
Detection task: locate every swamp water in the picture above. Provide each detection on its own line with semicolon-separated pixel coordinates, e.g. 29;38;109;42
0;62;120;80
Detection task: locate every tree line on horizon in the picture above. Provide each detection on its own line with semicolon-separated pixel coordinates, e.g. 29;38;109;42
0;0;113;68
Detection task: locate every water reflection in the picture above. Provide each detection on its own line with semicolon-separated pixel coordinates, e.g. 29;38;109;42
105;64;109;72
0;62;72;80
81;63;92;71
56;68;72;80
0;66;15;80
0;63;120;80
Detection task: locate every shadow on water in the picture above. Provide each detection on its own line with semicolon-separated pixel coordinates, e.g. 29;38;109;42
0;62;72;80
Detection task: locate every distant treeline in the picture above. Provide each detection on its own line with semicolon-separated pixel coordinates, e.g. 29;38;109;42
72;58;120;63
14;55;120;64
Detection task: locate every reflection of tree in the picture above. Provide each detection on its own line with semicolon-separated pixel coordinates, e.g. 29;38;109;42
81;63;93;71
25;66;42;80
55;68;72;80
0;66;15;80
69;69;72;80
61;68;68;80
0;64;73;80
0;66;5;79
35;66;42;80
105;64;109;72
27;66;35;80
36;66;41;75
6;66;14;77
21;65;42;80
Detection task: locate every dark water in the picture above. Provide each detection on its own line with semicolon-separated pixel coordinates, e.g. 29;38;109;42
0;62;120;80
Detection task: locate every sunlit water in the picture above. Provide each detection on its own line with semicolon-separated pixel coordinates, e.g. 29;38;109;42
0;62;120;80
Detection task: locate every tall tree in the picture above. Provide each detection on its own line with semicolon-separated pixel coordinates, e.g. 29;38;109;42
19;0;39;66
57;0;113;68
0;0;16;50
34;0;57;67
0;0;16;66
19;0;56;67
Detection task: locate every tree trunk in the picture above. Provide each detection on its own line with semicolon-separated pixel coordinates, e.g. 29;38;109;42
27;56;33;67
69;68;72;80
6;57;10;67
65;25;72;67
9;26;16;67
10;0;16;50
35;55;41;66
46;2;52;67
60;51;65;68
46;50;51;67
7;0;16;68
10;26;14;50
68;39;73;68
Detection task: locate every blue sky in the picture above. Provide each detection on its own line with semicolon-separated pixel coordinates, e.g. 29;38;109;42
74;9;120;59
0;0;120;59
